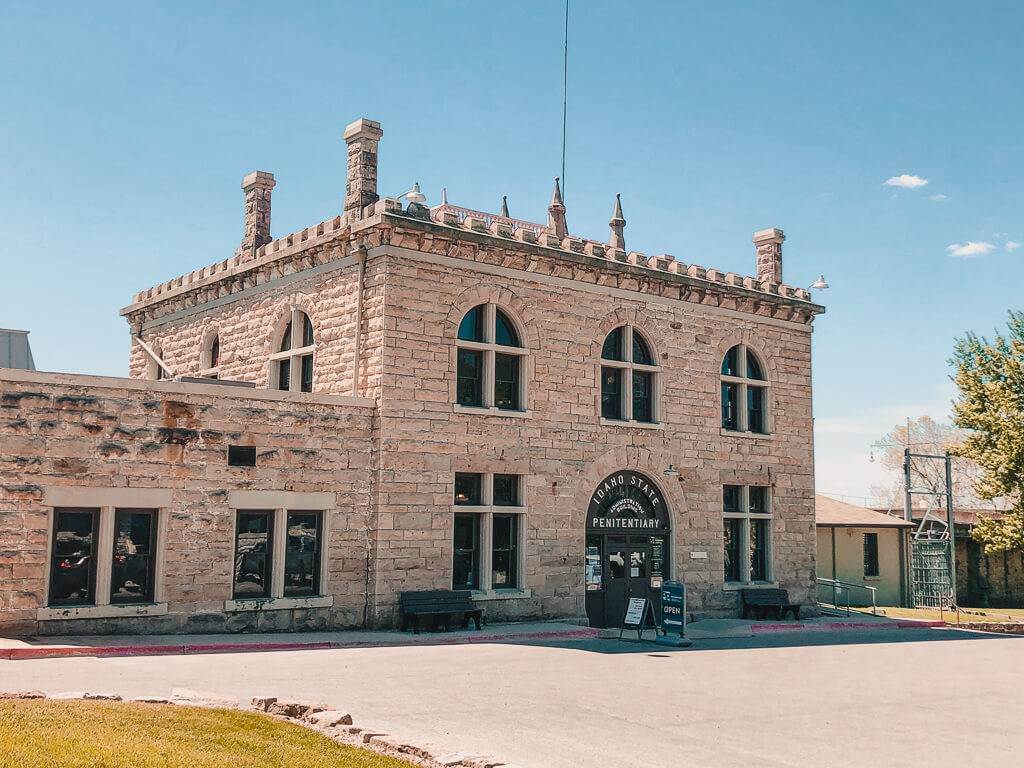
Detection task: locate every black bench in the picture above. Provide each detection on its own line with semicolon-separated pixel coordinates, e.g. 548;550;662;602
399;589;483;634
740;588;801;621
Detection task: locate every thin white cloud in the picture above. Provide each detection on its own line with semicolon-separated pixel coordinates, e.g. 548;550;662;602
928;193;948;202
947;241;996;258
1006;241;1021;252
884;174;929;189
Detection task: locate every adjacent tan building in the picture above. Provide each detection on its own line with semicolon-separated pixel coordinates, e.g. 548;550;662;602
0;117;825;636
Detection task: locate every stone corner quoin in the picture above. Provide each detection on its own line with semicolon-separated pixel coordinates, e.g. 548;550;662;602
0;115;824;637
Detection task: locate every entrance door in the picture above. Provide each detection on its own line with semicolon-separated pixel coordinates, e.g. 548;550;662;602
600;536;658;628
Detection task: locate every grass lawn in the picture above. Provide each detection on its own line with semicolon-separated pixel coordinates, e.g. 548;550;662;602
0;699;413;768
878;606;1024;623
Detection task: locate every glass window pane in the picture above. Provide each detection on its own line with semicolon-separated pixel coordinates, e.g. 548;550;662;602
49;509;98;606
300;354;314;393
864;533;880;577
277;359;291;391
723;518;741;582
492;514;518;588
748;486;769;514
493;515;513;549
111;509;155;604
494;309;521;347
723;485;742;513
750;519;769;581
234;511;273;599
601;367;623;420
585;536;602;590
722;345;739;376
209;336;220;368
721;382;738;430
493;474;519;506
457;305;485;342
631;332;654;365
457;349;484;407
279;321;292;352
607;550;626;579
284;512;320;597
301;313;314;347
632;371;653;423
602;327;625;361
453;514;479;590
629;550;648;578
748;386;766;433
494;353;520;410
746;351;765;381
454;473;482;505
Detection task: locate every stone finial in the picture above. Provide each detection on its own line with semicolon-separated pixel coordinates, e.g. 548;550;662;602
608;193;626;250
547;177;567;240
441;187;448;205
500;195;510;218
343;118;383;217
753;227;785;284
237;171;275;257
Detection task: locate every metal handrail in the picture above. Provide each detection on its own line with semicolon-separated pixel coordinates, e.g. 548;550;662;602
816;577;877;616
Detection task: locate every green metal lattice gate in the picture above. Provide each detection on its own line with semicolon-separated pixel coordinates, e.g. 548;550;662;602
911;540;953;608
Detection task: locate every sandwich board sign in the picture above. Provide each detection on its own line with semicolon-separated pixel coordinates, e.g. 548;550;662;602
660;580;686;635
619;596;652;640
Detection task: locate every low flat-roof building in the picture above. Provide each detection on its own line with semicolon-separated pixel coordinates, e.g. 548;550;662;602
0;117;825;636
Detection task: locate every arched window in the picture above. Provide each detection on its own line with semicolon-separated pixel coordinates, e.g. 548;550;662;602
270;308;314;393
600;325;660;424
200;333;220;380
721;344;768;434
146;342;169;381
455;303;526;412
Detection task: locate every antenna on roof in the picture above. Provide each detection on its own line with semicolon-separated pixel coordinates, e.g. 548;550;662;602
560;0;569;202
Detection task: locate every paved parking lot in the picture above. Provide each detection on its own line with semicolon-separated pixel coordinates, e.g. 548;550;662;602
2;628;1022;767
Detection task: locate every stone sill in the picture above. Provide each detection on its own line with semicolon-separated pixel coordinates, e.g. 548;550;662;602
37;602;169;621
469;588;533;602
224;595;334;613
600;418;664;430
454;405;532;419
720;428;774;440
722;581;778;592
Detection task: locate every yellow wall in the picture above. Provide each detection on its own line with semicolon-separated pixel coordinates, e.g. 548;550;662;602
816;527;907;607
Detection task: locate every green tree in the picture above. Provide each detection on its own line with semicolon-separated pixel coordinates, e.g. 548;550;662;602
951;311;1024;553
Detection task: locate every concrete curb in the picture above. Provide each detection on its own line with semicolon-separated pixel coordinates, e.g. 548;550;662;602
750;619;947;634
0;627;602;661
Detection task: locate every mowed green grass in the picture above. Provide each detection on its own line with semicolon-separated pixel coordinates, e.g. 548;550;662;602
0;699;413;768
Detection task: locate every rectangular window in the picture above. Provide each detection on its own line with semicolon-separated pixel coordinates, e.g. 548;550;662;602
748;385;766;433
49;508;99;606
457;349;484;407
454;473;483;505
284;511;321;597
277;359;291;392
234;510;274;599
723;486;771;584
493;474;520;506
110;509;156;604
492;514;519;588
453;514;479;590
749;519;769;581
722;382;738;430
601;367;623;420
632;371;653;423
300;354;313;393
864;533;880;577
494;353;520;410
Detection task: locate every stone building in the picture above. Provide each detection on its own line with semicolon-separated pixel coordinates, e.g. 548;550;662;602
0;117;825;636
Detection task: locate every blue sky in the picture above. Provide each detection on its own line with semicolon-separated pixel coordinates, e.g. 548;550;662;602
2;1;1021;501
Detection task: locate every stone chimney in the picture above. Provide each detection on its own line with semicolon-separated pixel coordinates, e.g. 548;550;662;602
238;171;275;256
753;227;785;284
608;194;626;250
343;117;383;217
547;177;567;240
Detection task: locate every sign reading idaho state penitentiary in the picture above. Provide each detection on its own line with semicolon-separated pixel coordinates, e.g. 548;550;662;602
586;471;670;532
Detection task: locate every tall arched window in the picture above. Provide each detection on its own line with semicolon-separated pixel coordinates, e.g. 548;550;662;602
455;303;526;412
200;333;220;380
721;344;768;434
270;308;314;393
600;325;660;424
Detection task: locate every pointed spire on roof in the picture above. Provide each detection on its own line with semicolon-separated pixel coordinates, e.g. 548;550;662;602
547;177;567;239
440;187;448;205
608;193;626;250
500;195;510;218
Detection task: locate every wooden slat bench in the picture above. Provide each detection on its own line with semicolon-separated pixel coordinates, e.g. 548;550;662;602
740;588;801;621
399;589;484;634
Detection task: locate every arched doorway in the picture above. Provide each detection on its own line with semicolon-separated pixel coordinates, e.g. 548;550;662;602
584;470;671;628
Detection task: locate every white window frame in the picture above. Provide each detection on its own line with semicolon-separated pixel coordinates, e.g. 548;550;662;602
723;485;773;586
226;507;333;611
269;307;315;393
721;344;771;435
200;331;220;379
451;472;529;598
454;303;529;415
599;325;661;426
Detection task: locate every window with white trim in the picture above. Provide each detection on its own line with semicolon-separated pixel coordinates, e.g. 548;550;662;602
452;472;525;591
200;333;220;379
600;325;660;424
721;344;769;434
270;309;314;392
455;304;527;412
723;485;772;584
48;507;159;607
232;509;325;600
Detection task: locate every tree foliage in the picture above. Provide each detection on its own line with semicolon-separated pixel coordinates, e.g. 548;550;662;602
951;311;1024;553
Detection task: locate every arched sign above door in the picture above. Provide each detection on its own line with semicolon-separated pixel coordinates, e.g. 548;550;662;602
587;471;671;533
